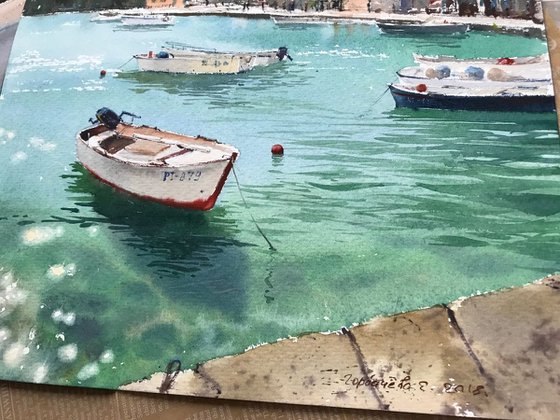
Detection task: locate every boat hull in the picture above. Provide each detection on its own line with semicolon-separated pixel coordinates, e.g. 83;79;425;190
135;52;280;74
378;22;469;34
76;133;236;211
120;15;175;27
397;75;550;89
413;53;549;66
389;85;555;113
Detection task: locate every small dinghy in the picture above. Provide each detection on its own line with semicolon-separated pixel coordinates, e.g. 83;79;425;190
76;108;239;210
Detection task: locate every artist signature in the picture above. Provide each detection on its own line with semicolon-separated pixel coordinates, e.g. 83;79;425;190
338;373;488;397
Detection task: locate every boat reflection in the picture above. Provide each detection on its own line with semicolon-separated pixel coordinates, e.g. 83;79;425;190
115;62;304;98
61;163;251;319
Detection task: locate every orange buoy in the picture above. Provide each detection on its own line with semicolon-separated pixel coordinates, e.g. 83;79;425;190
100;69;107;78
416;83;427;93
271;144;284;156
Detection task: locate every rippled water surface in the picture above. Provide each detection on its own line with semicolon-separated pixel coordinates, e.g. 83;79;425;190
0;13;559;388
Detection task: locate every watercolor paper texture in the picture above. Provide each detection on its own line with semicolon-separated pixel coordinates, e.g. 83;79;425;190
1;0;560;417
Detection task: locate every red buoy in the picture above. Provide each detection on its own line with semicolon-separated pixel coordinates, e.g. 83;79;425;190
100;69;107;78
271;144;284;156
416;83;427;93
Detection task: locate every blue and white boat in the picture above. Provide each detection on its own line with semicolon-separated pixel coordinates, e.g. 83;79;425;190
396;65;552;87
388;83;555;113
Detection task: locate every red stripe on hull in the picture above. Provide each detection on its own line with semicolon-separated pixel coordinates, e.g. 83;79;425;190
80;159;235;211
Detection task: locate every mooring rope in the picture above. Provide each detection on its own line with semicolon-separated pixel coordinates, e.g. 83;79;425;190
232;165;276;251
118;56;135;69
358;81;393;118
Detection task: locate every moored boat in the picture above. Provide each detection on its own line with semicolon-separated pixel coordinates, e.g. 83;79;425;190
397;65;551;87
271;16;333;25
377;21;469;35
120;14;175;27
388;83;555;112
90;11;122;22
413;52;549;66
134;45;292;74
77;108;239;210
405;58;552;82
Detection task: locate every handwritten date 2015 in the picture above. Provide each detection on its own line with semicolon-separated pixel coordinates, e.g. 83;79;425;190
341;373;487;397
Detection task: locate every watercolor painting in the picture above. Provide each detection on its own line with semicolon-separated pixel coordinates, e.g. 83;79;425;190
1;0;560;417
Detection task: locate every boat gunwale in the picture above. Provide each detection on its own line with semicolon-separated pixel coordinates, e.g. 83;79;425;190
77;124;238;169
395;68;551;84
388;83;554;99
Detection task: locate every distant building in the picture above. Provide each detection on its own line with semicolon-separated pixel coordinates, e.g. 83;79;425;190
146;0;182;7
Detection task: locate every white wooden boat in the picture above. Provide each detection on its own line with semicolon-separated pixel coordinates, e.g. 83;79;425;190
389;83;555;112
120;14;175;27
377;21;469;35
397;65;551;86
77;108;239;210
413;52;549;66
271;16;333;25
408;59;552;81
270;16;363;25
90;11;122;22
134;44;291;74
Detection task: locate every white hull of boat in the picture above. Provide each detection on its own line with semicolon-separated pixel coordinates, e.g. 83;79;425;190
90;14;122;22
77;122;238;210
413;53;549;66
410;61;552;81
397;75;550;90
135;51;281;74
121;15;175;27
397;65;551;86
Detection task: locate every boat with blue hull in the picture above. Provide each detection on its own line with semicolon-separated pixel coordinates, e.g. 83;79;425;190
389;83;555;113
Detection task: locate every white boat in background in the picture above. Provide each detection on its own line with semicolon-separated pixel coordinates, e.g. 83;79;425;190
271;16;341;25
397;65;551;86
90;11;122;22
377;21;469;35
77;108;239;211
134;44;292;74
413;52;549;66
120;14;175;27
410;60;551;81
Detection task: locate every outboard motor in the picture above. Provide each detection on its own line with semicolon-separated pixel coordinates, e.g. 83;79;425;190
89;108;141;129
276;47;293;62
94;107;121;129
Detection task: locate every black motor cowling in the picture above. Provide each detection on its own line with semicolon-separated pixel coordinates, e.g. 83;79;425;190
276;47;293;62
90;108;141;129
95;107;121;129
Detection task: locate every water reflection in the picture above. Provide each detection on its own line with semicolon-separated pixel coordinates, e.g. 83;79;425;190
116;62;301;98
59;164;252;319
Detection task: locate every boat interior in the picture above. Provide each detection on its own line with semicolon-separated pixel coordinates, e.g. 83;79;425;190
79;124;235;166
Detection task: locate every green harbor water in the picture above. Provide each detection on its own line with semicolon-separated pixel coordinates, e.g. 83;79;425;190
0;13;559;388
